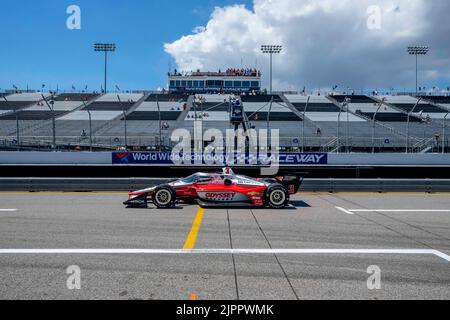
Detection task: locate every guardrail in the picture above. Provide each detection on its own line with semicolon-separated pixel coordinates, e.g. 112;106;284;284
1;135;443;150
0;178;449;193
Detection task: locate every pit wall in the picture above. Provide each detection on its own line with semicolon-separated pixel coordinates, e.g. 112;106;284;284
0;152;449;167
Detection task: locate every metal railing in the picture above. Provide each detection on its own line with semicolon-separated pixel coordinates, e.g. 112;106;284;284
1;134;443;152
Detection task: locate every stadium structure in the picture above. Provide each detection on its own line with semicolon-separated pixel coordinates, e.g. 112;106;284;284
1;69;449;154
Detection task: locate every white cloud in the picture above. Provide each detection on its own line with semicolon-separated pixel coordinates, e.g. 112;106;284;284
164;0;450;91
192;26;206;34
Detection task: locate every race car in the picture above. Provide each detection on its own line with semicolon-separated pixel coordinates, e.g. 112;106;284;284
124;168;302;209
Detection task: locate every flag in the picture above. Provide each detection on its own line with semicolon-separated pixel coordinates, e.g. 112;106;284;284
418;110;424;120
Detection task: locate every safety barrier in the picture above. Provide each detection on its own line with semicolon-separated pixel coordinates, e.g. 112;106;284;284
0;178;449;193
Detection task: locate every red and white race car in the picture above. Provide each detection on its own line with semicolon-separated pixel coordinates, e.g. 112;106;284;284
124;168;302;209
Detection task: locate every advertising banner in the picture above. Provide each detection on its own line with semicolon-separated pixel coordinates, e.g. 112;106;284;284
112;152;328;166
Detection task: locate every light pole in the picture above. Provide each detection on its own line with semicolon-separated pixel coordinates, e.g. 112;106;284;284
42;94;56;151
341;97;351;153
87;110;92;152
2;96;20;151
406;98;422;154
266;96;274;134
261;45;282;94
302;96;310;153
94;43;116;93
337;106;344;154
82;101;93;152
372;98;386;154
408;46;429;95
156;94;162;151
443;111;449;154
117;95;127;150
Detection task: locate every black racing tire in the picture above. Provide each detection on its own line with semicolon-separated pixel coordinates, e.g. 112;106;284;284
265;184;290;209
152;185;176;209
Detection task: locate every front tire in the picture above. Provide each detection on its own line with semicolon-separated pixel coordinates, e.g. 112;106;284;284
152;186;176;208
265;185;290;209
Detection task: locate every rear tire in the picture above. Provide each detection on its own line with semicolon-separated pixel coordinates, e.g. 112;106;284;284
152;186;176;209
265;185;290;209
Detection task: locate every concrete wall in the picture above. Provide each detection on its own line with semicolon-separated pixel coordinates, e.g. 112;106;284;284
0;152;111;165
0;152;449;166
328;153;450;166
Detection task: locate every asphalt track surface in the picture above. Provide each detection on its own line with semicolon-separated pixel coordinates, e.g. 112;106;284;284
0;192;449;300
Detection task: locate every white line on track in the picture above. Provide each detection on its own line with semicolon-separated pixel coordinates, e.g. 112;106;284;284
0;209;17;212
335;207;355;215
0;249;448;262
350;209;450;212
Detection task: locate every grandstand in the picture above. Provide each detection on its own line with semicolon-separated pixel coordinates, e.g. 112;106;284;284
0;71;449;152
1;90;448;152
0;92;52;136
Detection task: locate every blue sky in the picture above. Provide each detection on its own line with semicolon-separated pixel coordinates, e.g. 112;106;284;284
0;0;252;92
1;0;449;93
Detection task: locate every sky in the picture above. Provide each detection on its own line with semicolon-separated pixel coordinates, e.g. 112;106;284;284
1;0;449;93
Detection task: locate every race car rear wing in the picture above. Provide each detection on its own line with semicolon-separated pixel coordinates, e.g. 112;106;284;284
275;175;303;194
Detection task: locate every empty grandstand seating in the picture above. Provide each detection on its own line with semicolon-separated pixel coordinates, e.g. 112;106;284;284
126;111;180;121
58;111;123;121
127;94;186;123
283;94;426;148
82;101;135;111
1;92;448;151
54;93;99;102
392;103;446;114
380;95;449;121
242;95;299;122
292;103;341;113
196;94;233;103
194;102;229;112
286;95;341;112
146;93;188;102
241;94;283;103
14;93;143;141
332;95;376;104
5;92;49;101
96;93;144;103
336;97;413;123
185;112;229;122
0;121;21;135
0;92;47;111
247;112;301;122
418;95;450;104
0;111;67;121
26;102;82;112
355;112;422;122
0;101;34;110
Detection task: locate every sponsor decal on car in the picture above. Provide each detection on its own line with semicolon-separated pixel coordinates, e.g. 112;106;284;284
204;193;236;201
248;192;264;205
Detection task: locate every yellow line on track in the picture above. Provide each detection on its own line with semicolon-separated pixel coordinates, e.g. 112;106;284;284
183;207;205;250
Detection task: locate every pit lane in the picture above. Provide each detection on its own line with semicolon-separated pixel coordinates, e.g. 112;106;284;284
0;192;449;300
